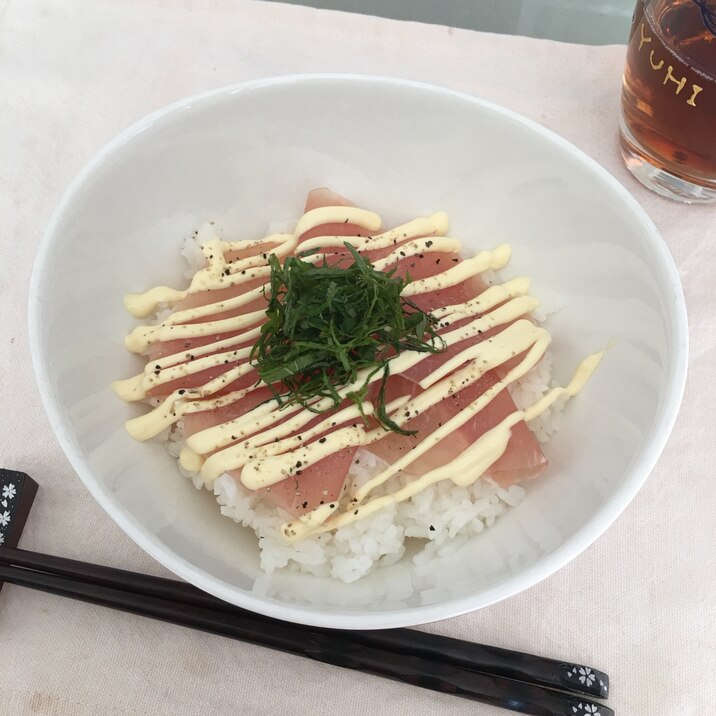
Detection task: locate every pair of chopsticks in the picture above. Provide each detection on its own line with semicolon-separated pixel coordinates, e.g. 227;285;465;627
0;547;612;716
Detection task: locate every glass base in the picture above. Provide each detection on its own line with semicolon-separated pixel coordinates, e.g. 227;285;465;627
619;123;716;205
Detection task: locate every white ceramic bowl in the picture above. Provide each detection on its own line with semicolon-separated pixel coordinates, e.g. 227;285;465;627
30;75;687;629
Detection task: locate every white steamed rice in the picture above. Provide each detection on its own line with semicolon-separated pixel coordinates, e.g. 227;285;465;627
153;225;563;584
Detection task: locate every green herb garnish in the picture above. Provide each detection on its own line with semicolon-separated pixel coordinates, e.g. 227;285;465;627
250;243;445;435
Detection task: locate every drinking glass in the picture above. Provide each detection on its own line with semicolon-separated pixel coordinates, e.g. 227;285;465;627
620;0;716;203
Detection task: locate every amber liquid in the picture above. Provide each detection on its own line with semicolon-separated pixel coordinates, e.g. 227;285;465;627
621;0;716;186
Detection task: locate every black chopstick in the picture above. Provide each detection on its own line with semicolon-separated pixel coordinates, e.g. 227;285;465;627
0;547;608;700
0;563;612;716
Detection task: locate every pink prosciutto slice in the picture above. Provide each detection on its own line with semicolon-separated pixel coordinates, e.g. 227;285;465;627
146;331;261;398
144;248;270;362
187;391;360;517
369;325;547;488
259;449;357;516
183;385;277;437
369;373;547;487
299;187;369;243
258;421;360;516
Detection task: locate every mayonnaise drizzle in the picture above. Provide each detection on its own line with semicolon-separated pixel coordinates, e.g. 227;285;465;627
124;286;188;319
282;349;604;541
115;204;603;542
297;213;448;254
124;308;267;354
293;206;382;237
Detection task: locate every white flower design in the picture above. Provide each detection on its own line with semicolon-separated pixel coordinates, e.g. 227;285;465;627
2;483;16;500
578;667;596;688
0;510;11;527
572;704;600;715
0;533;4;545
583;705;600;715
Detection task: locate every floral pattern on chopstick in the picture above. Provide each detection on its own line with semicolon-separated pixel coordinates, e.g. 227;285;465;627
561;662;609;699
571;703;603;715
0;469;38;552
0;480;18;545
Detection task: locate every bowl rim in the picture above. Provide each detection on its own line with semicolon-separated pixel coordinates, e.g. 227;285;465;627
29;73;689;629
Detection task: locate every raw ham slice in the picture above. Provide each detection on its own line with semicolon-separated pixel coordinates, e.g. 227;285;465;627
299;187;367;243
258;444;359;516
368;373;547;486
146;332;260;398
183;385;276;437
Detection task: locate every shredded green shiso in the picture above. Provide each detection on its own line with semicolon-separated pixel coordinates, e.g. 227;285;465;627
250;243;445;435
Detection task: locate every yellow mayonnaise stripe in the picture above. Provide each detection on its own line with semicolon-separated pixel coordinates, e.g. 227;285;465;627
371;237;463;271
431;278;531;320
299;236;462;268
523;350;605;421
124;309;267;354
125;392;182;441
293;206;382;238
123;234;286;321
143;349;254;391
401;244;512;297
419;301;540;388
187;397;309;455
124;365;257;442
111;375;146;402
297;212;449;254
159;284;268;328
241;425;368;491
181;386;256;415
220;233;294;255
202;401;382;486
179;446;204;473
124;287;188;319
152;325;263;371
188;264;272;294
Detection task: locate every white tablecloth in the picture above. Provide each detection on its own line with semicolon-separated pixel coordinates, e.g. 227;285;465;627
1;1;714;713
